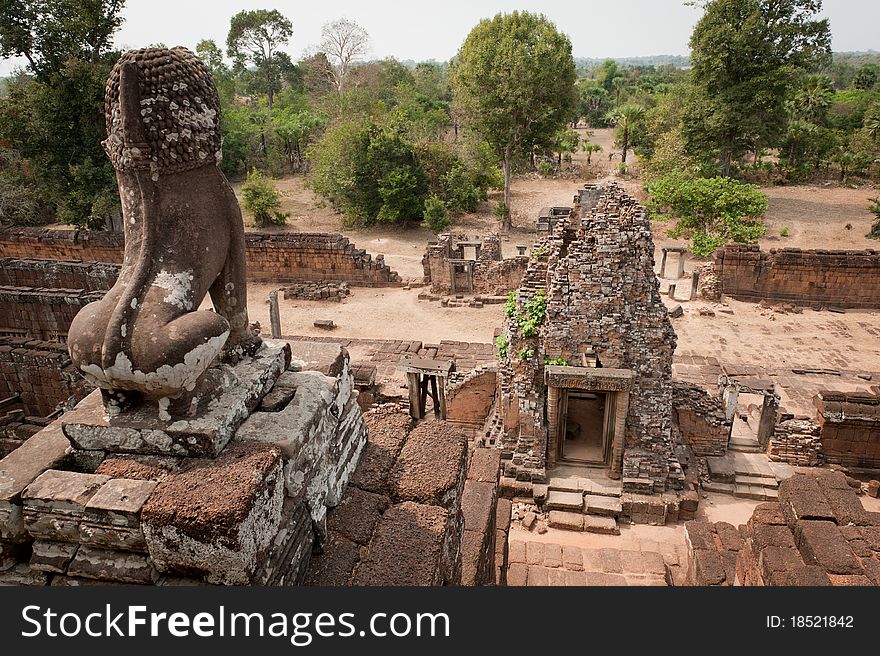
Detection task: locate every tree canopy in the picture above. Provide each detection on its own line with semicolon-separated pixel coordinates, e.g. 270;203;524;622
450;11;577;229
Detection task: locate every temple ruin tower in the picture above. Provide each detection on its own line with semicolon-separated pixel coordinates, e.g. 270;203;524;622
498;183;684;494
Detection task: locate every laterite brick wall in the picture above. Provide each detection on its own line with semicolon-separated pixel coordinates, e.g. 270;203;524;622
714;245;880;309
0;228;402;287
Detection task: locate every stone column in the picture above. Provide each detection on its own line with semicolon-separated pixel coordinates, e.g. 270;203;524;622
546;386;560;468
610;390;629;480
691;270;700;299
660;249;668;278
675;253;685;279
268;291;282;339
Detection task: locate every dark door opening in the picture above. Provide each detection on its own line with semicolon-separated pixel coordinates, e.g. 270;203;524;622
562;391;608;464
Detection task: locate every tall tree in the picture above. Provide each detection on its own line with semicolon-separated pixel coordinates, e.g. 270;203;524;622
319;18;370;94
684;0;831;175
0;0;124;81
226;9;293;109
450;11;577;230
0;0;124;228
607;103;646;163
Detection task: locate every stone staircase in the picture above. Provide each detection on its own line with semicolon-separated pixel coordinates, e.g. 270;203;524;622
542;472;623;535
704;451;793;501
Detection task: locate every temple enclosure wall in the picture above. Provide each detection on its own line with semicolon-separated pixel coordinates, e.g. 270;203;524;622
0;337;91;416
0;286;104;340
713;245;880;308
0;228;402;287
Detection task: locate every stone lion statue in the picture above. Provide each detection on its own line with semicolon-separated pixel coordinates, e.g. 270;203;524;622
67;47;260;414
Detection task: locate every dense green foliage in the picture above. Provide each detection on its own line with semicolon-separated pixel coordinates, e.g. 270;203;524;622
647;173;768;256
0;1;122;228
241;169;288;227
869;198;880;240
450;11;577;229
423;194;450;233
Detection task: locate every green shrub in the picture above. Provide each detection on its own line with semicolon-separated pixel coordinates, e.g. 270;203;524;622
241;169;288;227
517;290;547;338
495;334;508;359
544;357;569;366
868;198;880;239
423;194;451;233
517;347;535;362
647;172;768;257
441;164;482;214
780;227;790;237
537;160;553;177
503;291;517;318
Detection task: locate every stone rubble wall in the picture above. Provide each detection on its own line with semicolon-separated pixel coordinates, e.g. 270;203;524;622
0;286;104;340
283;281;350;302
769;418;823;467
0;337;91;417
0;258;119;291
714;244;880;309
815;390;880;469
685;470;880;586
0;227;402;287
0;340;370;586
671;381;731;457
423;232;528;296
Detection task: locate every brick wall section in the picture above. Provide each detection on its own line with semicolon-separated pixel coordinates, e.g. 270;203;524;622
768;418;823;466
0;258;119;291
0;228;402;287
815;390;880;468
671;381;731;457
714;244;880;309
0;337;92;416
686;471;880;586
0;286;104;340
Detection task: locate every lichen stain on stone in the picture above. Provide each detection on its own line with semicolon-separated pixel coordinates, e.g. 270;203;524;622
153;269;195;311
81;330;229;394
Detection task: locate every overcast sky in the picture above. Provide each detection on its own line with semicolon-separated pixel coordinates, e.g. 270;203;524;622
1;0;878;76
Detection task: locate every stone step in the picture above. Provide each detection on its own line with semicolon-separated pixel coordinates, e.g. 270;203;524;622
546;490;584;512
584;494;622;517
728;440;763;454
547;477;580;494
584;515;619;535
736;474;779;489
547;510;585;531
734;484;773;501
702;480;735;495
582;478;622;498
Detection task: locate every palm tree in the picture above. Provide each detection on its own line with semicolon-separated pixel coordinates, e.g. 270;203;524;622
581;142;602;164
606;104;645;163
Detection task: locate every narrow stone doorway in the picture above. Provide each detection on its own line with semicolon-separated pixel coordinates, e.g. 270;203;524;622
561;391;609;464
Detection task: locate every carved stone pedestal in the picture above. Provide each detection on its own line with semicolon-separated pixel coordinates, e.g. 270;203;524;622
62;342;291;457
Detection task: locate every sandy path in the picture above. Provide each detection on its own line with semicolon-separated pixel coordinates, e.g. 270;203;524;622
245;284;503;344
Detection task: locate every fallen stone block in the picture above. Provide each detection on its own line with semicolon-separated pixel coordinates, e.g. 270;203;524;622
0;420;71;543
352;501;451;586
314;320;336;330
29;540;79;574
141;442;285;585
79;478;157;552
67;546;158;584
22;470;110;542
584;515;619;535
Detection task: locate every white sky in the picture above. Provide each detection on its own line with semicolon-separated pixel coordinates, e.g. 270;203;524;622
1;0;878;76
